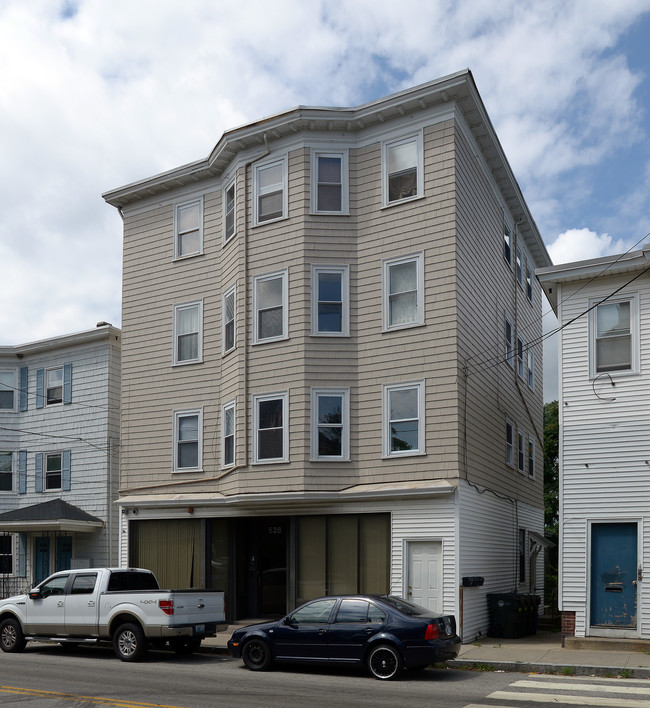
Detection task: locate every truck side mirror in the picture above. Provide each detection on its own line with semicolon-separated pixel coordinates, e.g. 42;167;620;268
28;589;42;600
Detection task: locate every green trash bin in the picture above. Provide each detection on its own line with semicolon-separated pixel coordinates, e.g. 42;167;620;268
487;593;527;638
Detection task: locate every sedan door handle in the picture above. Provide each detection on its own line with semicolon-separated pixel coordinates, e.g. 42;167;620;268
365;628;375;634
317;628;327;635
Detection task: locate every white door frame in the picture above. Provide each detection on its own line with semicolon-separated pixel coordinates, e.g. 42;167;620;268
403;538;443;612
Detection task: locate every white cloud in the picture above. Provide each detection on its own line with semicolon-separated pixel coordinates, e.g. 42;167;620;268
547;227;636;265
1;0;649;344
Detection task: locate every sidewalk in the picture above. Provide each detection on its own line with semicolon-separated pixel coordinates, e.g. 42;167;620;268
202;627;650;679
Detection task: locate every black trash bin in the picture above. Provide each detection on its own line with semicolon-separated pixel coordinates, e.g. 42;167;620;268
487;593;526;638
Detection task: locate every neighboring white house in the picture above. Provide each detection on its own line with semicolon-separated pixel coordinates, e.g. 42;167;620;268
0;324;120;596
538;247;650;642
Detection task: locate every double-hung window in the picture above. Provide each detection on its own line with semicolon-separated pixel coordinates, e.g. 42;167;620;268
174;199;203;259
46;368;63;405
222;401;235;468
527;349;535;389
504;224;512;266
311;265;349;336
0;451;13;492
592;296;637;375
254;270;288;344
383;253;424;330
311;150;348;214
506;419;514;466
223;179;236;243
525;260;533;302
173;409;202;472
173;301;203;365
528;437;535;478
253;392;288;463
505;318;514;366
383;381;425;457
223;285;236;354
516;246;523;286
311;388;349;461
517;337;525;379
254;158;287;224
46;453;62;490
517;430;525;474
0;535;12;574
0;370;15;411
382;133;423;206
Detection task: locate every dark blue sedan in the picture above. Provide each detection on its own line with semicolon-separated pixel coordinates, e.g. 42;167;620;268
228;595;461;680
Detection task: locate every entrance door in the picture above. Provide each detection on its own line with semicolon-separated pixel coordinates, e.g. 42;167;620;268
407;540;442;611
56;536;72;571
34;537;50;584
590;523;637;631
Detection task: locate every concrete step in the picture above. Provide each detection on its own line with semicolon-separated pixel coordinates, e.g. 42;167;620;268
565;635;650;653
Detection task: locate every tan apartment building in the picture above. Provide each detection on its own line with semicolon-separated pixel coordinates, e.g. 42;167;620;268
103;70;551;641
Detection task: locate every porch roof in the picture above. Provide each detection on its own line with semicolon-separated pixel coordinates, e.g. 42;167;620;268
0;499;104;533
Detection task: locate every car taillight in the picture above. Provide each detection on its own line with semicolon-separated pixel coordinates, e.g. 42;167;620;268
159;599;174;616
424;623;439;640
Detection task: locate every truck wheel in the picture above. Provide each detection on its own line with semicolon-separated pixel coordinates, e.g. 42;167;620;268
242;638;273;671
113;622;148;662
0;618;26;653
367;644;403;680
171;637;202;655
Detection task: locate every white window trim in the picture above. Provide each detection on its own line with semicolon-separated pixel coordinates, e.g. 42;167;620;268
525;259;533;302
45;451;63;491
221;400;236;469
589;293;639;378
311;265;350;337
0;369;17;412
222;284;236;355
527;349;535;390
253;269;289;345
0;451;14;494
174;198;203;260
517;429;525;475
310;387;350;461
516;245;523;287
517;336;525;379
382;380;426;458
223;177;236;244
506;418;514;467
172;300;203;366
381;132;424;208
253;156;288;226
310;149;349;215
252;391;289;464
382;252;425;332
172;408;203;473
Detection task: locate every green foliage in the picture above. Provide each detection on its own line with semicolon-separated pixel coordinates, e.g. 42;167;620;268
544;401;559;619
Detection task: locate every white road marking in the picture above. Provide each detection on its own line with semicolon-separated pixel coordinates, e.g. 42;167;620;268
487;689;650;706
513;679;650;695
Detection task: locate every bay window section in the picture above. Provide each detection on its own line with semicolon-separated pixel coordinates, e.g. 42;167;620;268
311;265;349;336
173;301;202;365
223;179;236;243
173;409;202;472
223;285;236;354
383;133;423;205
254;270;287;344
311;150;348;214
222;401;235;468
254;158;287;224
311;388;349;460
383;253;424;330
253;392;288;463
174;199;202;259
383;381;425;457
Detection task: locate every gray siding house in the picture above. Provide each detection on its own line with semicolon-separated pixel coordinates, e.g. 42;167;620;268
103;70;551;640
0;324;121;595
539;248;650;642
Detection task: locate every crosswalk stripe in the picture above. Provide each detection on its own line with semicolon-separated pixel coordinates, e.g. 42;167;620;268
512;680;650;696
488;689;650;706
532;675;650;685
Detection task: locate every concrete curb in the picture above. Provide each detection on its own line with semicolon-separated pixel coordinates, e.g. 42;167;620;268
449;659;650;679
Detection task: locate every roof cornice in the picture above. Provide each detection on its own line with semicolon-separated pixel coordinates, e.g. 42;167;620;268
0;324;121;358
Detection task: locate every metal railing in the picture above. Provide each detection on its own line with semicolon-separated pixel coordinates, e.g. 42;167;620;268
0;576;29;599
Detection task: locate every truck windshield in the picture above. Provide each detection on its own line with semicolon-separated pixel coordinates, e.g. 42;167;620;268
107;571;159;591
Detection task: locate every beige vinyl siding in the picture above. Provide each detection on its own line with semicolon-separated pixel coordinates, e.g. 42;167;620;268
454;122;544;508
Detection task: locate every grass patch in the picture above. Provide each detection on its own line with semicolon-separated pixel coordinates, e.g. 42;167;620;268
560;666;576;676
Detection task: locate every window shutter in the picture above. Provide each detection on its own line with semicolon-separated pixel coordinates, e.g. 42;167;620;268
36;368;45;408
62;450;72;490
18;450;27;494
63;363;73;404
35;452;43;493
19;366;28;411
17;534;27;577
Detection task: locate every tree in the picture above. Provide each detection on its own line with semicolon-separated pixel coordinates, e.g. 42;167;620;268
543;400;559;618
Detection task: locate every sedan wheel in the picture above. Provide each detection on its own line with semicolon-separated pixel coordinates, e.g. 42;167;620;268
367;644;403;680
242;638;273;671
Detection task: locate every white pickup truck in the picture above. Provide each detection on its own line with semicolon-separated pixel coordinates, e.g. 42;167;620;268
0;567;225;661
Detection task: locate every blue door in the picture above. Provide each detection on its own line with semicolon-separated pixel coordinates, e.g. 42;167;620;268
590;523;637;629
34;537;50;584
56;536;72;571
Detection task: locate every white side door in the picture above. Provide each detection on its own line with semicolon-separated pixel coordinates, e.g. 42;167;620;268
407;540;442;612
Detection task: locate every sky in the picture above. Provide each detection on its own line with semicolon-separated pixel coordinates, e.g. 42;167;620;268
2;0;650;402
